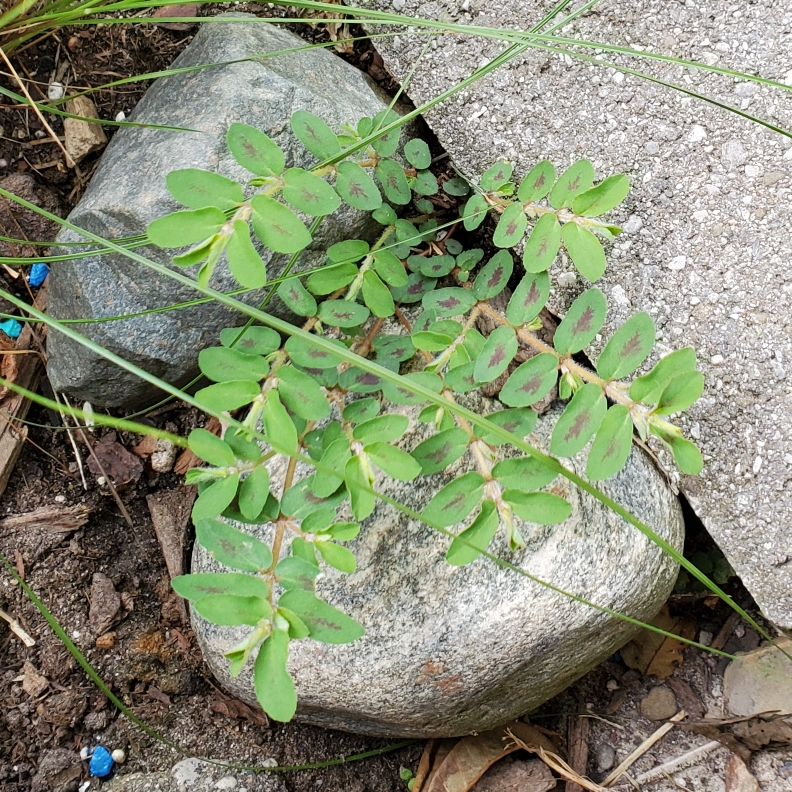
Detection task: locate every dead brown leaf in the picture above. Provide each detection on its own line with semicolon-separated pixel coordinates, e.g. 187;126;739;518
682;713;792;762
152;3;197;31
209;692;269;726
725;754;760;792
620;605;696;678
21;661;48;697
86;432;143;485
88;572;121;635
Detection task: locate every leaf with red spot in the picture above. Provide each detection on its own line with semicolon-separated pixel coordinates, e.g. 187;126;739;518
493;202;527;248
282;167;341;216
250;195;312;254
338;367;384;394
445;500;499;566
561;222;607;282
476;408;538;446
376;158;412;205
391;272;437;304
549;159;595;209
550;383;607;457
553;288;607;356
473;326;518;384
285;336;346;369
227;122;285;176
517;160;556;202
522;213;561;273
411;428;469;475
506;271;551;326
492;456;557;491
597;312;655;380
502;491;571;524
499;353;559;407
290;110;341;161
422;472;485;528
277;278;317;317
422;287;477;318
473;250;513;300
462;194;489;231
336;161;382;211
586;404;633;481
317;300;370;328
480;161;514;192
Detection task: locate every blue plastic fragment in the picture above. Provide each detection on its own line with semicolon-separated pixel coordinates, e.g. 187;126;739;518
28;263;50;287
0;319;22;339
89;746;114;778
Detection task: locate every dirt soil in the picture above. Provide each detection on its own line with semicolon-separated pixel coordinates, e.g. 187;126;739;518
1;7;791;792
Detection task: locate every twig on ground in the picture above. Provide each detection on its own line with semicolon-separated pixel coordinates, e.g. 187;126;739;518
630;741;723;786
409;739;435;792
566;715;590;792
53;392;87;490
0;606;35;646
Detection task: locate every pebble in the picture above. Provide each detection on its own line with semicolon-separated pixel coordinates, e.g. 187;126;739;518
710;354;724;365
556;272;577;288
88;745;114;777
111;748;126;764
778;761;792;780
640;685;678;721
645;141;660;154
597;744;616;773
115;111;126;122
667;255;686;271
47;81;64;101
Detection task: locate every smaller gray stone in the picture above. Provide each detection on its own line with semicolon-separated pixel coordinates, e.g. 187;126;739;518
31;749;81;792
724;637;792;717
645;141;660;155
640;686;677;721
721;139;748;170
596;744;616;773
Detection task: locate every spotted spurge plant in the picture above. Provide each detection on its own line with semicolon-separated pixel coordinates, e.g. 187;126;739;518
147;108;705;722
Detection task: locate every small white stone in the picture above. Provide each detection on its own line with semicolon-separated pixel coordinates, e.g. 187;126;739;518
392;0;404;8
47;81;64;101
214;777;237;790
54;494;67;503
688;124;707;142
79;782;91;792
623;215;644;233
667;255;686;271
692;210;708;222
710;354;724;365
115;111;126;122
111;749;126;764
784;453;792;465
753;457;763;474
645;141;660;154
690;296;700;305
80;746;91;760
612;71;625;83
556;272;577;288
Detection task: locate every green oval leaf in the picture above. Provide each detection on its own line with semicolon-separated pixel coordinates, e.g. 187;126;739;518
317;299;370;328
343;397;380;424
586;404;633;481
166;169;243;210
285;335;346;369
306;262;359;295
239;465;271;521
522;213;561;273
370;108;401;157
290;110;341;160
172;571;269;601
571;174;630;217
500;353;559;408
413;254;455;279
336;160;382;211
316;540;356;573
192;473;240;521
492;456;557;491
668;436;704;475
493;202;527;248
381;370;442;406
276;555;321;591
517;160;556;202
655;371;705;415
630;347;697;404
422;287;477;318
411;427;469;475
196;381;261;412
372;249;408;287
446;500;498;566
550;382;607;457
376;158;412;205
278;366;331;420
254;629;296;722
506;271;551;326
480;160;513;191
364;442;422;481
423;471;485;528
220;326;280;356
549;159;595;209
328;239;370;263
227;122;285;176
405;138;431;169
362;270;395;318
282;167;341;216
353;414;409;444
277;278;317;317
264;389;298;456
502;491;572;524
199;346;269;383
597;312;656;380
462;194;488;231
553;288;608;356
147;207;225;248
188;428;235;466
372;203;398;225
250;195;312;254
344;454;375;520
473;325;518;384
412;170;438;196
226;220;267;289
473;250;513;300
476;408;538;446
442;177;470;196
561;222;607;282
278;589;364;644
193;594;270;627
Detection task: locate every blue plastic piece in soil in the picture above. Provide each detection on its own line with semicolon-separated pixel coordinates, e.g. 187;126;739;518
28;263;49;287
0;319;22;339
89;746;114;778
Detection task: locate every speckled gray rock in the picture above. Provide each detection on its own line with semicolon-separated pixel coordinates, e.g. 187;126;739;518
47;18;393;409
351;0;792;628
102;758;285;792
192;395;683;737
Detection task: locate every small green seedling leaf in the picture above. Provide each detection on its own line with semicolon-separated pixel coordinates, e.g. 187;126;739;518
313;437;351;498
370;108;401;157
492;456;557;491
462;195;489;231
365;442;422;481
362;270;395;317
278;607;311;639
277;278;317;317
668;436;704;475
446;500;498;566
322;522;361;542
376;158;412;205
264;389;298;456
226;221;267;289
188;428;235;466
316;540;356;573
411;427;470;475
251;195;312;254
291;110;341;160
194;594;270;627
443;177;469;196
239;465;271;521
481;161;513;191
522;213;561;273
227;122;285;176
473;250;513;300
561;222;607;282
317;300;370;328
224;428;263;462
473;326;518;383
192;474;240;522
166;169;243;210
414;254;455;279
517;160;556;202
572;174;630;216
654;371;705;415
405;138;431;169
172;571;269;600
220;326;280;356
336;161;382;211
553;288;608;356
278;589;364;644
372;203;398;225
586;404;633;481
493;202;527;248
412;170;438;196
281;477;346;519
345;455;375;521
254;629;296;722
199;346;269;384
502;491;572;524
476;408;538;445
278;366;331;421
277;556;321;591
597;312;655;380
507;271;551;326
500;353;558;408
282;167;341;216
328;239;370;263
549;160;595;209
630;348;697;404
148;207;225;248
343;397;380;424
423;472;485;528
550;382;607;457
196;381;260;412
381;371;442;406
